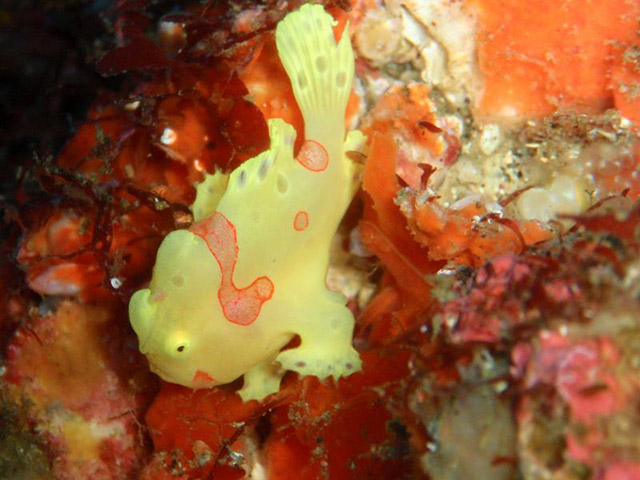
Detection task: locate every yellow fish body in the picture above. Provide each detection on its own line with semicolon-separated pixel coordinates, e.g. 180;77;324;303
129;4;365;401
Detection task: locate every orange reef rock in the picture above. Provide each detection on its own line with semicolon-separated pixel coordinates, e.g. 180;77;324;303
5;301;154;478
469;0;640;121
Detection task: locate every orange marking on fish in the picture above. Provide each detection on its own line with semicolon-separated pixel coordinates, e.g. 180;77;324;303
191;212;274;326
296;139;329;172
293;211;309;231
193;370;216;383
151;291;166;302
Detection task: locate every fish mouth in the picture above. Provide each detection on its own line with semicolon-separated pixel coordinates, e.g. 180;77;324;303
143;351;161;373
147;358;184;385
148;361;171;381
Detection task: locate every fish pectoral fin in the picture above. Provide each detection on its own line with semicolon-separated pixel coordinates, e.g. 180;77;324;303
238;356;286;402
275;303;361;382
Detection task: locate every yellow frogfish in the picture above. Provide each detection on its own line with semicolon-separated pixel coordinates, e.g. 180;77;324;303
129;4;365;401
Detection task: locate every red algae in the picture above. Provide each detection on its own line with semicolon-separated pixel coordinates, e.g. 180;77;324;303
360;134;442;297
142;349;424;479
142;383;266;478
357;133;442;344
260;349;423;480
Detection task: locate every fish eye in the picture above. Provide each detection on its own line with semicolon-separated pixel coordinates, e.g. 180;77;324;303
164;331;191;357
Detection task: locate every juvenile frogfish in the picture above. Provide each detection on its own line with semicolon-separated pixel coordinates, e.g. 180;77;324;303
129;4;366;401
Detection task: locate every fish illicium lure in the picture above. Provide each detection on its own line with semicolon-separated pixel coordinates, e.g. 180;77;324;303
129;4;366;401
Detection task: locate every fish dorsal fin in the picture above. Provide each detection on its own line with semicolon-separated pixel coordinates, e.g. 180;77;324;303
223;118;297;200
